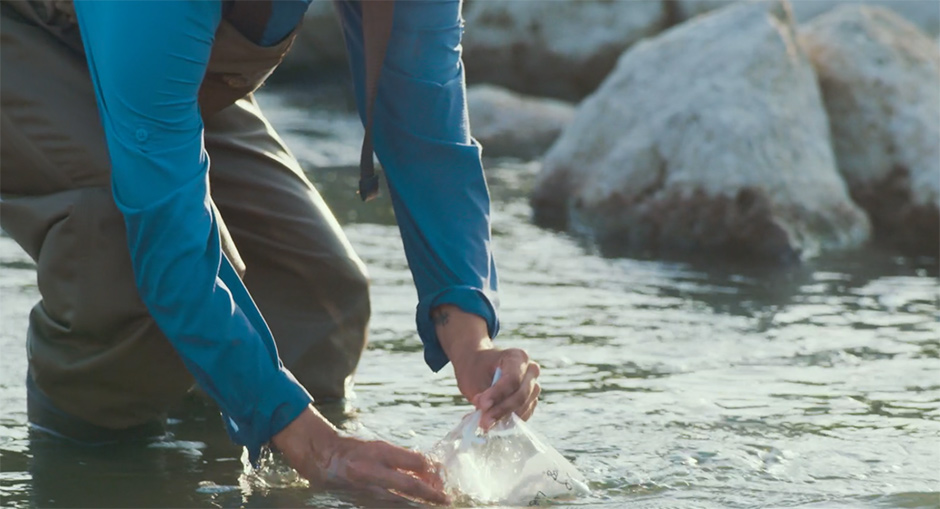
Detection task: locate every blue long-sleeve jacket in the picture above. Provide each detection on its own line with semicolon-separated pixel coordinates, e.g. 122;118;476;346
72;0;499;461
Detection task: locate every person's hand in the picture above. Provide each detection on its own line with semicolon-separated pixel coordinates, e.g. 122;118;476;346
272;405;449;505
433;305;542;430
457;346;541;431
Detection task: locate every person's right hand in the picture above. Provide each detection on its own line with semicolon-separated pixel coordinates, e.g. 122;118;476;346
272;405;449;505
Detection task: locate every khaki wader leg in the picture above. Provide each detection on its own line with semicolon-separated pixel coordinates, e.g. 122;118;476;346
0;8;196;430
204;96;370;402
0;7;369;432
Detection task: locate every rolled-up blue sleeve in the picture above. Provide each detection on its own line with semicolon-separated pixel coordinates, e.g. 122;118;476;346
73;0;312;462
336;0;499;371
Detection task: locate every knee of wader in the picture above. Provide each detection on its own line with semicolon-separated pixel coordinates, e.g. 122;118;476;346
301;247;371;318
6;188;194;428
2;187;143;331
40;189;148;330
279;253;371;402
343;255;370;303
335;253;371;327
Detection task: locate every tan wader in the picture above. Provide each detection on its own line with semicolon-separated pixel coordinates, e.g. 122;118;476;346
0;1;371;432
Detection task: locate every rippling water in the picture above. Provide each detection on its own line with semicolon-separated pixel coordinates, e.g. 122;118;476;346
1;86;938;508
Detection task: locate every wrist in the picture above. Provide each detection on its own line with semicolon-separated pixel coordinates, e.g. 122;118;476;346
432;304;493;369
271;405;341;473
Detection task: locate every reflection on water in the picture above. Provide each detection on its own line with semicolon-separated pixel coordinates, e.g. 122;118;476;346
1;86;938;508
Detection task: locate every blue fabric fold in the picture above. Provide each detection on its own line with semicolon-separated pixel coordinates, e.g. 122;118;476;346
74;0;312;463
336;0;500;370
71;0;501;463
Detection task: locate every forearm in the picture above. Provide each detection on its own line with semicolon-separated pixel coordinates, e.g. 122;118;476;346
118;183;312;454
336;0;500;370
271;404;340;477
75;0;312;461
433;305;492;367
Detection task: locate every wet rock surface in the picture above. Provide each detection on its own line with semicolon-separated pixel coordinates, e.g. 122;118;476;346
800;5;940;255
792;0;939;36
461;0;668;100
669;0;737;23
467;85;575;160
532;1;871;263
670;0;939;36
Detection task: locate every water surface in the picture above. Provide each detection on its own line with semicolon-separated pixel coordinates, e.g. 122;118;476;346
1;86;938;508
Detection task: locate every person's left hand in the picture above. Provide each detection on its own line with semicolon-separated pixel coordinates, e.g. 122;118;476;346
433;305;541;430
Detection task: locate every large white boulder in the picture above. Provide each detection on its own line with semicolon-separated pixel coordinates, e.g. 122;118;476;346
461;0;668;100
793;0;939;36
800;6;940;254
670;0;737;22
672;0;939;36
467;85;575;160
531;0;870;263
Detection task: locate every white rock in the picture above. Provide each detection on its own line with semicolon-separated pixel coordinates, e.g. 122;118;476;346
671;0;737;22
800;5;940;254
792;0;939;36
672;0;940;36
467;85;575;160
532;0;870;263
461;0;668;99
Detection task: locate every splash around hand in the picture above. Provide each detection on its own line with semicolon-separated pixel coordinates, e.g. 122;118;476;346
271;405;450;505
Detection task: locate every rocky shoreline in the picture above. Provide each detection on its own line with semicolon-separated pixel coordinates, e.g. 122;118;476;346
279;0;939;263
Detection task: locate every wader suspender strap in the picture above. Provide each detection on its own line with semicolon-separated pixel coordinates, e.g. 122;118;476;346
358;0;395;202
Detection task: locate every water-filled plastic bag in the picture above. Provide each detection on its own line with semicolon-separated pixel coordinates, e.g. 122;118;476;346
428;408;590;506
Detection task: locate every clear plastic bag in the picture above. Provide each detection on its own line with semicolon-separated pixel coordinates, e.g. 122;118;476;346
427;408;590;506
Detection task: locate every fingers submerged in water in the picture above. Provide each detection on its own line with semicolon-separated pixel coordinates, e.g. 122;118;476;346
325;438;450;505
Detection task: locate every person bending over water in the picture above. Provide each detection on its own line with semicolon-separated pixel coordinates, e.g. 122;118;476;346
0;0;540;503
